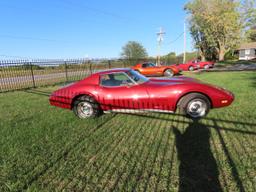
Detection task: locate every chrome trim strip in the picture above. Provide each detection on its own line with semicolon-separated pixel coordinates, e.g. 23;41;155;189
104;109;174;114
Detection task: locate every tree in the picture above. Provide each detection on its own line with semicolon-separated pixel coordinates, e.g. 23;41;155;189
162;52;177;64
189;22;217;61
240;0;256;42
185;0;242;61
247;28;256;42
240;0;256;30
121;41;148;65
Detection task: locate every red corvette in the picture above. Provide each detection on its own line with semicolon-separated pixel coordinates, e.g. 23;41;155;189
176;61;199;71
176;59;215;71
49;68;234;119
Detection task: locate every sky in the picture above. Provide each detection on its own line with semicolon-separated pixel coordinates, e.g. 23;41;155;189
0;0;193;59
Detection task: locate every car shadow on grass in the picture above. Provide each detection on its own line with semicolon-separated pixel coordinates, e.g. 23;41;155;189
24;89;52;96
125;112;254;192
173;120;222;192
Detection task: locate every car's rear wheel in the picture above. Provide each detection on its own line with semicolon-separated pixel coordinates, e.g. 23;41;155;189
164;69;174;77
73;95;101;119
178;93;210;119
204;64;209;69
188;66;194;71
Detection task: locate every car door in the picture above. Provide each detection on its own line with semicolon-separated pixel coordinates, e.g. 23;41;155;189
192;60;200;69
140;63;161;76
96;72;150;111
144;82;176;111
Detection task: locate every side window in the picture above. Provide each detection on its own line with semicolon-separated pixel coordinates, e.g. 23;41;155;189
148;63;156;67
100;73;132;87
239;49;245;57
142;63;148;68
245;49;250;55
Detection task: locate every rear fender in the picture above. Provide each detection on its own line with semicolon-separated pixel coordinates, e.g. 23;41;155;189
71;91;98;109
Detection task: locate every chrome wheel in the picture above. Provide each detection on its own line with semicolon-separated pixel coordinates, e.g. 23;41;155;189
187;99;207;118
164;69;174;77
73;95;101;119
77;101;93;118
188;66;194;71
204;65;209;69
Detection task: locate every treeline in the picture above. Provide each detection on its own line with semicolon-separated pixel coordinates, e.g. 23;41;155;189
185;0;256;61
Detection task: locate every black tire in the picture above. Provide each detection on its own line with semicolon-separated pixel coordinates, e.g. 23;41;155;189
73;95;101;119
188;66;194;71
164;69;174;77
177;93;210;119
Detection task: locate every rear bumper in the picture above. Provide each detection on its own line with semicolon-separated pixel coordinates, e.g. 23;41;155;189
49;95;72;109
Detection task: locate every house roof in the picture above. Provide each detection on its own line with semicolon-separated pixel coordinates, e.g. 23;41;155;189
238;42;256;50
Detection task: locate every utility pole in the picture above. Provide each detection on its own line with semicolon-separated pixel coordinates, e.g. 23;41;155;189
183;22;186;63
156;27;165;66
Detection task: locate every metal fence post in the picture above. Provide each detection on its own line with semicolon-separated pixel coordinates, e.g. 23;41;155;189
89;60;92;74
123;59;126;68
108;60;111;69
30;62;36;88
64;61;68;82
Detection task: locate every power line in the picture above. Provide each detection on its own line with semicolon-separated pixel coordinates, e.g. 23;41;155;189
0;34;89;45
0;34;68;43
52;0;128;25
59;0;131;21
55;0;157;26
168;32;184;44
0;0;163;30
0;54;36;60
0;1;125;27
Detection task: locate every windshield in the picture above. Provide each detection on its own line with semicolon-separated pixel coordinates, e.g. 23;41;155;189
125;70;149;84
148;63;156;67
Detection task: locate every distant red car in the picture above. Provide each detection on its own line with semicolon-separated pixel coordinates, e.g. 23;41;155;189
176;60;215;71
49;68;234;119
176;62;199;71
131;62;180;77
195;60;215;69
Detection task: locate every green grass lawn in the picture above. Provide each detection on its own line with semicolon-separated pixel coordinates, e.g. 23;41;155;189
0;71;256;191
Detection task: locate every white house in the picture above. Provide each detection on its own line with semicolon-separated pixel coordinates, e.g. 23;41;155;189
238;42;256;60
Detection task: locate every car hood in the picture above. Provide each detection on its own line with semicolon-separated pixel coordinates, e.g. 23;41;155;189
147;76;200;86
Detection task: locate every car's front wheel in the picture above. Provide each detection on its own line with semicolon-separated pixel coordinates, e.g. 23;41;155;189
73;95;101;119
164;69;174;77
178;93;210;119
188;66;194;71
